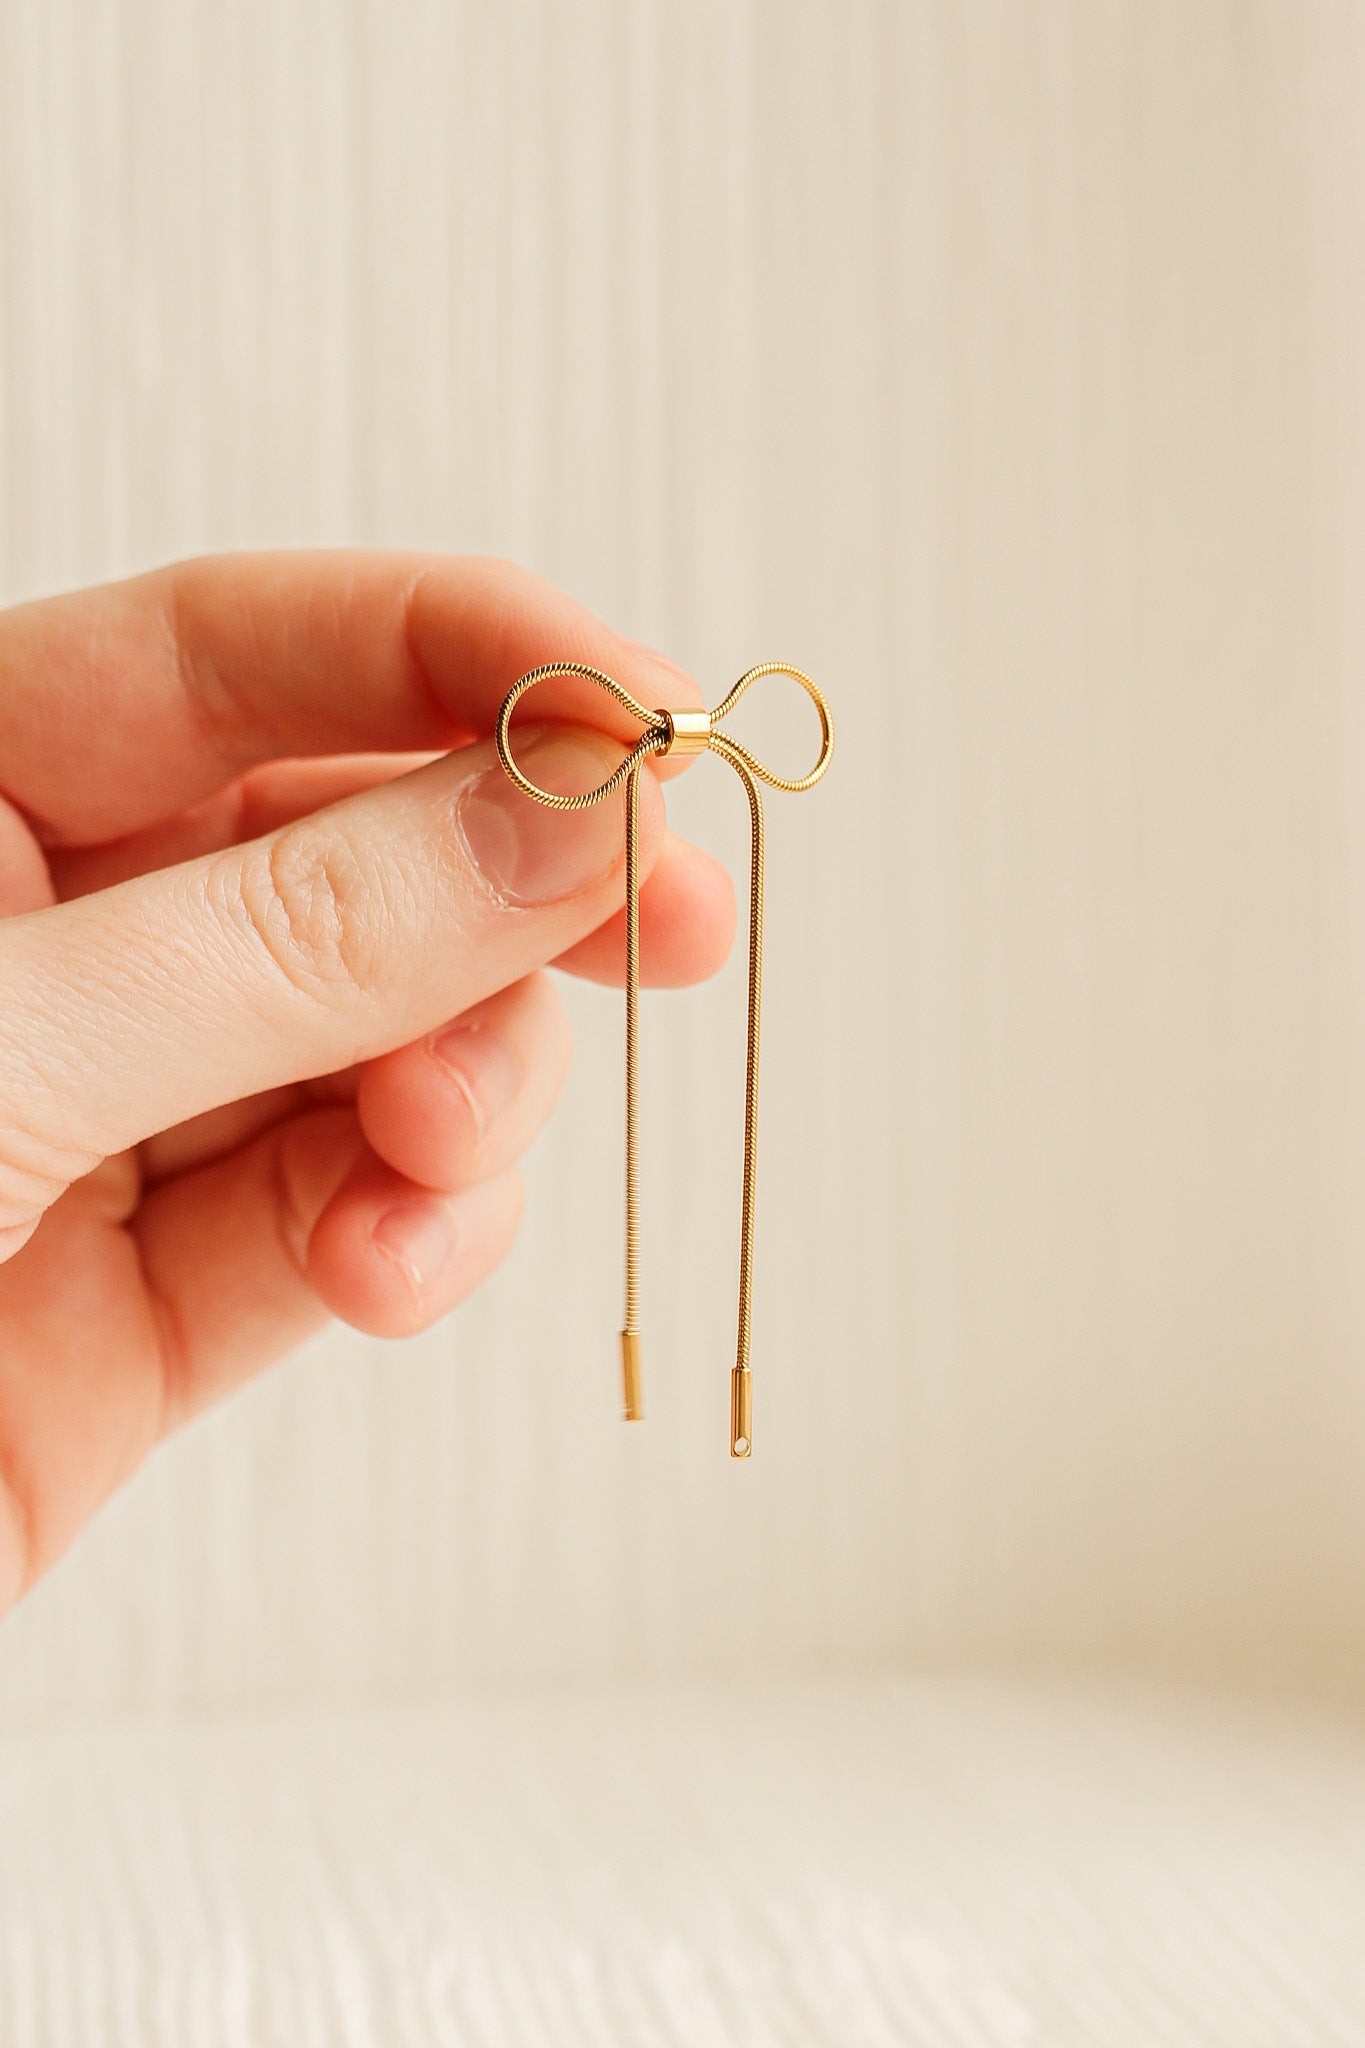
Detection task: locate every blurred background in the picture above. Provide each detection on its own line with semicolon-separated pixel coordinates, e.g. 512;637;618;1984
1;0;1363;1720
2;5;1365;2038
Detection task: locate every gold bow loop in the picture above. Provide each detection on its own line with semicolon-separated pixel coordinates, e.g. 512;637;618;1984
495;660;835;1459
495;659;834;805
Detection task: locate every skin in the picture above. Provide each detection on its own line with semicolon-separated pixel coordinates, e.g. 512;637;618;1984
0;552;737;1618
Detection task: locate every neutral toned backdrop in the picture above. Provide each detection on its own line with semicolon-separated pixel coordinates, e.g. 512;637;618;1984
0;0;1362;1721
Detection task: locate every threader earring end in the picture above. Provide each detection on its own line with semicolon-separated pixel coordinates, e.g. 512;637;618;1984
730;1367;752;1458
620;1329;644;1422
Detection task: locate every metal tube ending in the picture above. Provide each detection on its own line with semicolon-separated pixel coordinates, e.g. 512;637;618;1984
620;1330;644;1421
730;1367;752;1458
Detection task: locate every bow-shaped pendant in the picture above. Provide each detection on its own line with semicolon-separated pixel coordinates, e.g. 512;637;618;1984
496;661;834;1457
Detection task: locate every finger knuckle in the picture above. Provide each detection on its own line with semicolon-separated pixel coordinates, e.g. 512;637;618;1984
224;823;392;1004
0;1164;59;1246
0;1103;89;1247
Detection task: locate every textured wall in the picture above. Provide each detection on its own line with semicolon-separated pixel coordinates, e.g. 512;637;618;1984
0;0;1363;1716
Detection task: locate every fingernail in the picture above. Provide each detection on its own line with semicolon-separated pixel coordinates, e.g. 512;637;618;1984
372;1199;454;1295
431;1019;520;1142
457;730;626;906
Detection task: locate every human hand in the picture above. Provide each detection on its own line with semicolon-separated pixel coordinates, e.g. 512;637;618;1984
0;553;735;1615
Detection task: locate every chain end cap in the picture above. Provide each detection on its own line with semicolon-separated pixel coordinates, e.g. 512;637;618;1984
620;1330;644;1421
730;1367;752;1458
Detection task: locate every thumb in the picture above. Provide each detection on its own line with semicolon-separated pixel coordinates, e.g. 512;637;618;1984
0;728;660;1256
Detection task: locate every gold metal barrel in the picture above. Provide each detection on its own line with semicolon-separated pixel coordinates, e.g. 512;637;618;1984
730;1367;752;1458
620;1330;644;1422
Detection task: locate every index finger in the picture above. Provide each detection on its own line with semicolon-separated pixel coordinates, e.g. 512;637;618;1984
0;551;701;844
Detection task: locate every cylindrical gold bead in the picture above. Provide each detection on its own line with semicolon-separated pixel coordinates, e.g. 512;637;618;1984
663;707;711;756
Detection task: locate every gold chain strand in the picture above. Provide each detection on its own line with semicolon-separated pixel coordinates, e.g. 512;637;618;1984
710;740;763;1454
620;761;643;1418
495;661;834;1457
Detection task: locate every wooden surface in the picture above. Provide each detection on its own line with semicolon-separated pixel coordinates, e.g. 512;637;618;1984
0;1;1363;1718
4;1677;1365;2044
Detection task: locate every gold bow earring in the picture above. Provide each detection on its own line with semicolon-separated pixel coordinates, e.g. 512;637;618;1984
496;661;834;1457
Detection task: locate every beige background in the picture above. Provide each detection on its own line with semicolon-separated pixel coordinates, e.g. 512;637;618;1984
0;0;1362;1720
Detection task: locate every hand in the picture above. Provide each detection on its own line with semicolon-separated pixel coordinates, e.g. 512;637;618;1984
0;552;735;1616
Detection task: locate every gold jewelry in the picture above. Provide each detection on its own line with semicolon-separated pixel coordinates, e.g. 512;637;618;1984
496;662;834;1457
